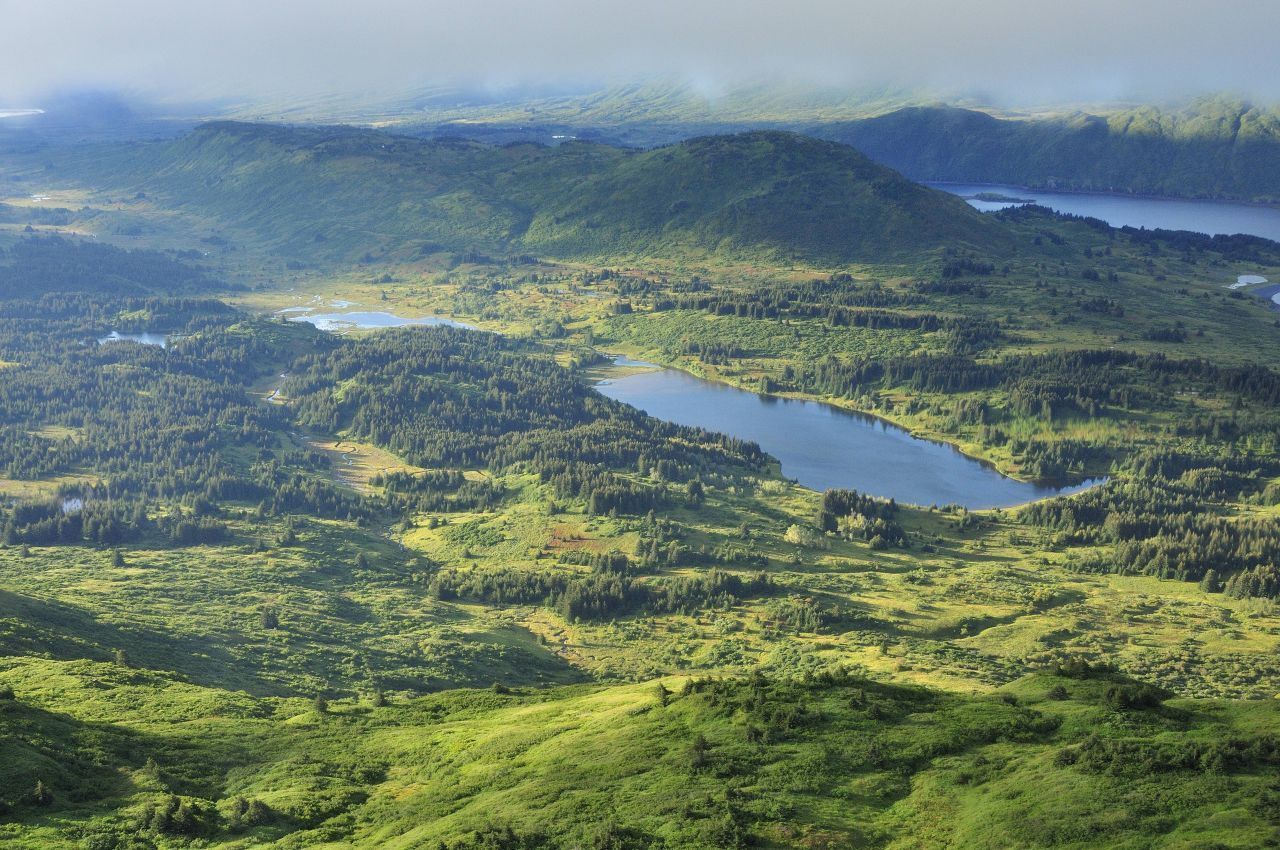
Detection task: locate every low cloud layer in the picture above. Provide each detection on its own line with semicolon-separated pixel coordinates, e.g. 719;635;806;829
4;0;1279;107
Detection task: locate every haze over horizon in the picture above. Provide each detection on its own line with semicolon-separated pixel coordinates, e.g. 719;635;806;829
4;0;1280;111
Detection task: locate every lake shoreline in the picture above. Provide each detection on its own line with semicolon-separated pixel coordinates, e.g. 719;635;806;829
927;180;1280;212
596;352;1105;509
246;302;1108;508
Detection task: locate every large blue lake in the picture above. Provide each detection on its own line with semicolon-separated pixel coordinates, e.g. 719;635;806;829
289;175;1280;512
935;183;1280;242
272;180;1277;509
597;363;1103;509
597;186;1280;507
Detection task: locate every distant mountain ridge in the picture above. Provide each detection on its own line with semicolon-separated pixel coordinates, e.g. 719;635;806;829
813;98;1280;203
73;122;1008;265
14;83;1279;203
369;84;1280;203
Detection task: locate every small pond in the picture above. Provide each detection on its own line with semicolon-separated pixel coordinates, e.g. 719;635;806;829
284;310;477;331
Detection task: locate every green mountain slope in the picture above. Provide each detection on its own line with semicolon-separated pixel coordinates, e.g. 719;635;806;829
516;132;1006;264
367;84;1280;203
3;658;1279;849
815;97;1280;202
12;83;1280;202
67;122;1009;265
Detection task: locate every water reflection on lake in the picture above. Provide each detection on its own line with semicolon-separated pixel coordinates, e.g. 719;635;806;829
597;362;1103;509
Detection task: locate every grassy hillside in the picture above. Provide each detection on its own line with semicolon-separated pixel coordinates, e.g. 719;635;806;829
516;132;1006;264
48;122;1008;266
5;658;1280;849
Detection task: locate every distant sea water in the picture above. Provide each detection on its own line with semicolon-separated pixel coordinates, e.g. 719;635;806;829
934;183;1280;243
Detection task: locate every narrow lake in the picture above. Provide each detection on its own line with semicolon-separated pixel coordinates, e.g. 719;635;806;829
934;183;1280;242
274;309;1103;507
596;362;1102;509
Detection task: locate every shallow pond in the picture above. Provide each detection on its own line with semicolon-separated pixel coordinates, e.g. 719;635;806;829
1235;275;1269;287
597;362;1102;509
285;310;477;331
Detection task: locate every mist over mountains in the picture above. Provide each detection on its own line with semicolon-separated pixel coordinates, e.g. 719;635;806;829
6;0;1280;105
9;81;1279;203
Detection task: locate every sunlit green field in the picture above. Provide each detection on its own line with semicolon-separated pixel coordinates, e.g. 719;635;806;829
4;122;1280;847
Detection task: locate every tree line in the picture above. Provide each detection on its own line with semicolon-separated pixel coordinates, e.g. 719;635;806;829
284;327;766;516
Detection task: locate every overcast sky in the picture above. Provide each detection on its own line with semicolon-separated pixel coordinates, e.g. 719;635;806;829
3;0;1279;107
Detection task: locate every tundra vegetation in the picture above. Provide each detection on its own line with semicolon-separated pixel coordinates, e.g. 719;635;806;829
1;123;1280;847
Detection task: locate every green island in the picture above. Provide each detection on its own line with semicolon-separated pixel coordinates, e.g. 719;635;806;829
2;121;1280;848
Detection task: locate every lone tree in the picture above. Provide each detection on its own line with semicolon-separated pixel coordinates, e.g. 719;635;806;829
313;694;329;714
31;780;53;806
688;734;710;770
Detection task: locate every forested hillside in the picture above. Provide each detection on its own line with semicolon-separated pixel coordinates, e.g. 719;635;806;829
376;84;1280;203
818;98;1280;202
54;123;1008;265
